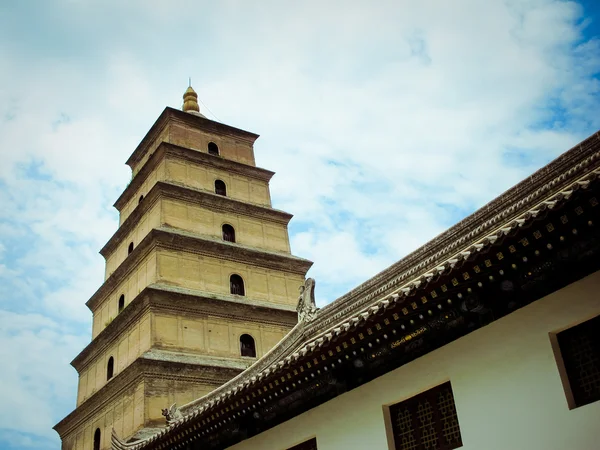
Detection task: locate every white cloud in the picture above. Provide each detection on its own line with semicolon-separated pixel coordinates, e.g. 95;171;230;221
0;0;599;447
0;311;87;444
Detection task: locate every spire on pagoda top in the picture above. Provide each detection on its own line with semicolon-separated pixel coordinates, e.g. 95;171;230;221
182;81;205;117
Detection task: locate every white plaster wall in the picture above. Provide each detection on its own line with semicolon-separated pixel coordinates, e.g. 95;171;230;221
228;270;600;450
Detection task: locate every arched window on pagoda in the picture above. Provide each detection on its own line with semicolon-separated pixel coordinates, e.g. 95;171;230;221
208;142;219;156
128;242;134;255
139;194;144;204
222;224;235;243
215;180;226;196
230;274;245;296
94;428;101;450
240;334;256;358
107;356;114;380
118;294;125;313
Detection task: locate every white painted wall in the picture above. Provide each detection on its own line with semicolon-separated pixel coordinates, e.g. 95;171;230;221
228;270;600;450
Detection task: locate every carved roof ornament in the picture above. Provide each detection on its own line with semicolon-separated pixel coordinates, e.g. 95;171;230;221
297;278;318;322
161;403;183;425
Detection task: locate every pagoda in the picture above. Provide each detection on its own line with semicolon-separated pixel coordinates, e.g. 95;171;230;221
54;86;312;450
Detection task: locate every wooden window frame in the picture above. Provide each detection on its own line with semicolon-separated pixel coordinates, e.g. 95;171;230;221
384;381;463;450
550;313;600;409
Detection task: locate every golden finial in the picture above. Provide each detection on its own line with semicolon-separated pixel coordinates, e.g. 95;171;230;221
182;82;200;114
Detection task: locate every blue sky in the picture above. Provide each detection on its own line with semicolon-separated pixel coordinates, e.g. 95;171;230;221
0;1;599;448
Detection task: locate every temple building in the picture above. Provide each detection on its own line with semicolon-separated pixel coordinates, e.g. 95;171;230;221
56;87;600;450
54;86;313;449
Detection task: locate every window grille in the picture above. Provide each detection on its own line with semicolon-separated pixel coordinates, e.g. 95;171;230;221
557;314;600;408
230;274;245;296
389;382;462;450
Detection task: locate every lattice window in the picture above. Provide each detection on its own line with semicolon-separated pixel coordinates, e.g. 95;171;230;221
389;382;462;450
557;314;600;408
287;437;317;450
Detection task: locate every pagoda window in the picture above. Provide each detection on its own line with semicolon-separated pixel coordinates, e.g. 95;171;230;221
208;142;219;155
240;334;256;358
222;224;236;243
287;438;318;450
107;356;114;380
553;313;600;409
230;274;245;296
387;381;462;450
215;180;227;196
118;294;125;313
128;242;134;254
93;428;101;450
139;194;144;204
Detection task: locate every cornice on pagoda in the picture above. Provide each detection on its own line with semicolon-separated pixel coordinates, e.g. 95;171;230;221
102;180;293;259
54;356;242;439
125;107;260;172
88;227;312;312
116;141;275;212
73;284;298;372
151;226;312;273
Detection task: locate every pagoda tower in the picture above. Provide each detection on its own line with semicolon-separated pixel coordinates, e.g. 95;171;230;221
54;86;313;450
